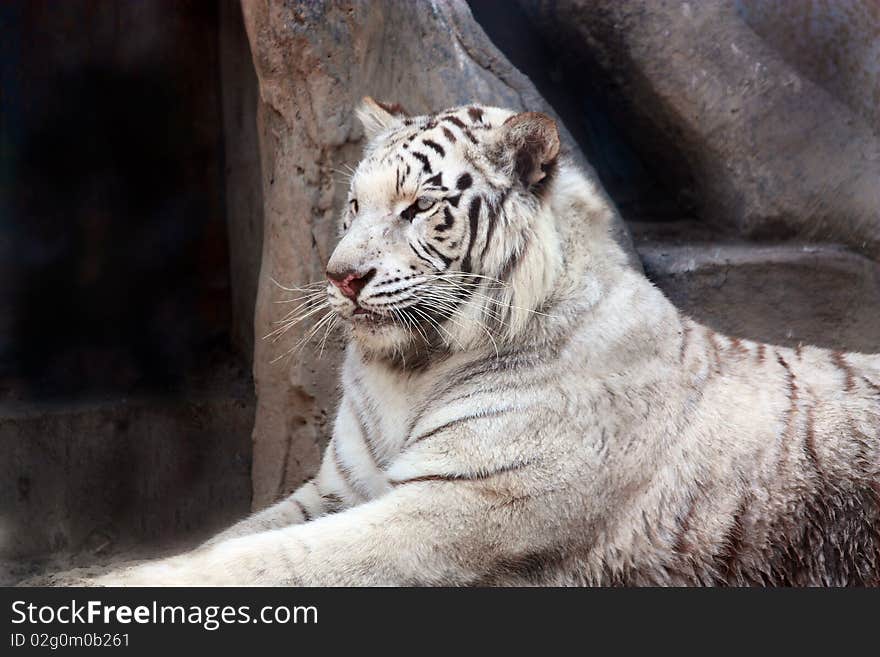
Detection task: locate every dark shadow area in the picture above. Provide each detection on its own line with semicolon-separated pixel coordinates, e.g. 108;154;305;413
1;1;234;401
0;1;256;580
469;0;694;223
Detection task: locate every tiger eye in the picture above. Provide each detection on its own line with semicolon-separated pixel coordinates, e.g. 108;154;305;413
416;196;434;211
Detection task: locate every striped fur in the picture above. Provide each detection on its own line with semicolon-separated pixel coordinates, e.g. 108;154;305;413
91;100;880;586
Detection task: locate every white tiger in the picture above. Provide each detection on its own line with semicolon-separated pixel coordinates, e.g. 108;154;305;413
75;98;880;585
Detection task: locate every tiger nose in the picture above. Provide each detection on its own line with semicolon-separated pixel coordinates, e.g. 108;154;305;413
326;267;376;301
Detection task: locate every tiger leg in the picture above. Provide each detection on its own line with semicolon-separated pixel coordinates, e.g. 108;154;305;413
200;481;318;547
201;446;362;547
94;476;557;586
201;391;380;547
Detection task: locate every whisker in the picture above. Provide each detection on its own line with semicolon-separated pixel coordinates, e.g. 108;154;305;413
273;296;328;324
264;301;330;341
408;305;465;351
316;314;340;358
393;306;428;344
269;277;327;293
274;290;327;304
420;289;508;324
436;281;557;318
417;284;510;325
424;271;507;285
417;294;500;357
270;309;335;364
418;274;545;316
426;276;507;290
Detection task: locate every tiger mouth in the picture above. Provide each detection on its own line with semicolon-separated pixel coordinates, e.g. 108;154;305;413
351;307;393;325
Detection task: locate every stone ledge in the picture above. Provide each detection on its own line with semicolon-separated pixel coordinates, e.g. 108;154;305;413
638;241;880;353
0;390;254;580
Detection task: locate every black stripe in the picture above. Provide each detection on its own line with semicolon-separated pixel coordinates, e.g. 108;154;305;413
403;353;526;442
398;163;412;191
331;439;361;498
461;196;482;272
831;351;856;391
441;126;457;143
802;404;823;479
370;285;418;299
293;498;312;522
442;379;549;408
411;151;432;174
410;242;436;268
442;115;478;144
410;407;511;444
479;201;501;261
423;139;445;157
442;350;543;395
446;193;461;208
422;240;453;267
680;321;692;362
391;459;531;486
467;106;484;123
443;115;467;128
320;493;345;515
456;172;472;190
424;172;443;188
435;207;455;232
717;498;749;581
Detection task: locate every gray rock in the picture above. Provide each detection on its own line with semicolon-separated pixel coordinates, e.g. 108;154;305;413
522;0;880;261
638;239;880;354
736;0;880;134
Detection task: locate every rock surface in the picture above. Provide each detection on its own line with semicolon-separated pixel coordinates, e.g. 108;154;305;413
736;0;880;133
633;229;880;354
0;378;253;577
522;0;880;261
240;0;637;509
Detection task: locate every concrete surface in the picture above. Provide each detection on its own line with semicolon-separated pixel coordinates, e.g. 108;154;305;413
1;378;254;585
634;228;880;354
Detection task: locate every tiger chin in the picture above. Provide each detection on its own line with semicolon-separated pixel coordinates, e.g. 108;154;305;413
54;98;879;587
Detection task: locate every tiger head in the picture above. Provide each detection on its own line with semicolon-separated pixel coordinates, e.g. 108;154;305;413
326;97;567;361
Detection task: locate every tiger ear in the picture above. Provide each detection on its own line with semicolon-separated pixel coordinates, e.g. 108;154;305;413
499;112;560;187
356;96;408;140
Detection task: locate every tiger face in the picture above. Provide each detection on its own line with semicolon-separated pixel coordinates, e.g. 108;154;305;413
326;98;561;359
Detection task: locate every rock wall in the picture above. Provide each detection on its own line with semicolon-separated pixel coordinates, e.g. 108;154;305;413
736;0;880;134
522;0;880;261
